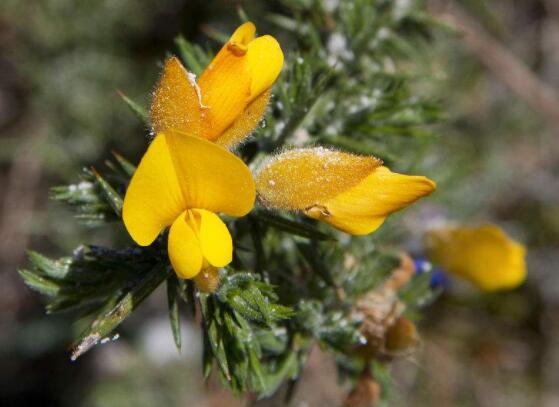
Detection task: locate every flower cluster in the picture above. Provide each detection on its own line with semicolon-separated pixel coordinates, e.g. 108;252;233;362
122;22;438;291
123;23;527;296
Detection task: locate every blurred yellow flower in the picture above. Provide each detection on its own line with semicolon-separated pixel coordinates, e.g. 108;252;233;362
122;22;283;286
426;224;527;292
255;147;436;235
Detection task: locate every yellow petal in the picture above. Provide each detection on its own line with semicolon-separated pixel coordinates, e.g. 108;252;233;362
198;32;252;140
164;130;255;216
168;212;204;279
426;224;527;292
198;22;283;141
215;90;270;149
313;167;437;235
246;35;284;100
193;209;233;268
228;21;256;49
255;148;436;235
150;56;203;136
122;134;186;246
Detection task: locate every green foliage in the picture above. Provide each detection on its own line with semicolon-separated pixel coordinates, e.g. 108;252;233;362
258;0;441;167
19;0;444;401
174;35;213;76
166;276;182;351
200;271;295;395
118;91;149;124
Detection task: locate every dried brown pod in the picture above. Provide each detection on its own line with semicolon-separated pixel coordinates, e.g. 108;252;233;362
385;316;419;354
351;253;418;359
344;376;381;407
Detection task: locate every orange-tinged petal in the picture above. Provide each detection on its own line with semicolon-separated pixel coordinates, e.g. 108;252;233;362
215;90;270;149
426;224;527;292
150;56;203;136
198;32;252;140
255;148;436;235
198;22;283;142
168;212;204;279
193;209;233;268
310;167;437;235
164;130;255;216
122;134;186;246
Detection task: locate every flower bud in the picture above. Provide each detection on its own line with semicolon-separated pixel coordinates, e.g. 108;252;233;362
193;266;220;293
256;147;435;235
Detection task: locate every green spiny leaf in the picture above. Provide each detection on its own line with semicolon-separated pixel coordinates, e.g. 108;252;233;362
255;211;335;241
91;168;123;217
167;276;182;352
27;251;70;280
71;264;171;360
174;35;210;76
18;269;63;297
117;90;149;123
111;151;136;177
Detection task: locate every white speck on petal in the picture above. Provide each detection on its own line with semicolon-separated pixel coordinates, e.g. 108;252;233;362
187;72;207;108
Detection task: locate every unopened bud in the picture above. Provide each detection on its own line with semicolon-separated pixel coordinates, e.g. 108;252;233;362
193;266;220;293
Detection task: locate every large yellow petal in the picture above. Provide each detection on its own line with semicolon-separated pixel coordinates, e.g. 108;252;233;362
193;209;233;268
168;212;204;279
164;130;255;216
426;224;527;292
198;22;283;142
150;56;203;136
122;134;186;246
311;167;437;235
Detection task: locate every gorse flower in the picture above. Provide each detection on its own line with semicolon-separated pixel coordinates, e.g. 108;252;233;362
122;22;284;289
255;148;436;235
425;224;527;292
151;22;283;149
122;21;435;290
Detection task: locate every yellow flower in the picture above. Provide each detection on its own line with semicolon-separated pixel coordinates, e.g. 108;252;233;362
151;22;283;148
255;147;436;235
425;224;527;292
122;22;283;286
